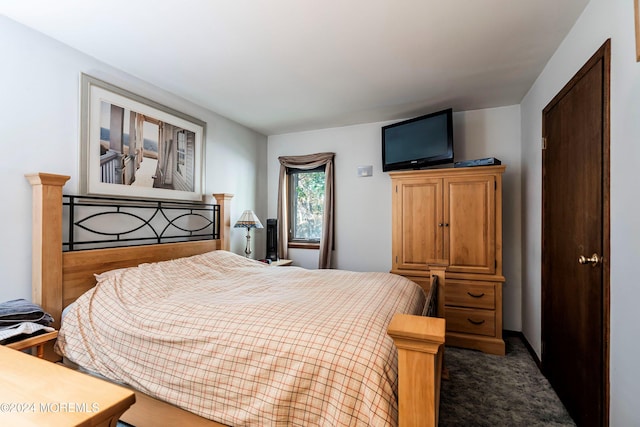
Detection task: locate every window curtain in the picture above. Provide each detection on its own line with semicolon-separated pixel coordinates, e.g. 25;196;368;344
277;152;335;269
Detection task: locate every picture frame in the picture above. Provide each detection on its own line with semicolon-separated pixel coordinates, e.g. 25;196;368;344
80;73;206;201
636;0;640;61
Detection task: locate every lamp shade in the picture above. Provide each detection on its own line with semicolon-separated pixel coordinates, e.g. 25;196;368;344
233;210;264;229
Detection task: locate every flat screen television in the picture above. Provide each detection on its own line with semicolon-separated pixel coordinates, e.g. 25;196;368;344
382;108;453;172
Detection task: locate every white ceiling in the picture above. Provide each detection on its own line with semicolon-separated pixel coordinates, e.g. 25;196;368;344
2;0;589;136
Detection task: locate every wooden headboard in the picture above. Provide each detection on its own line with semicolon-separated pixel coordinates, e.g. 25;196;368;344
25;172;233;334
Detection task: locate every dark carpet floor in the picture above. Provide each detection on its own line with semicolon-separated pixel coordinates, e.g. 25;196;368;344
439;335;575;426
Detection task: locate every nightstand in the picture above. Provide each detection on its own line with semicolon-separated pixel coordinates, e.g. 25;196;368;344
271;259;293;266
5;330;58;359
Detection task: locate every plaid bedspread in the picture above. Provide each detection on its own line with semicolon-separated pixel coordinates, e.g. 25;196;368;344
56;250;425;426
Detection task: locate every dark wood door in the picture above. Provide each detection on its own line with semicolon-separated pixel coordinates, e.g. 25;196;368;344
541;40;610;427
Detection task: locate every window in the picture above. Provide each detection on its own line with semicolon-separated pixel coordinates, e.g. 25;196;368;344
288;166;325;244
277;152;334;268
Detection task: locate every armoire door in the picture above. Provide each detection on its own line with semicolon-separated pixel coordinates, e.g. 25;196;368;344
392;178;445;270
445;175;496;275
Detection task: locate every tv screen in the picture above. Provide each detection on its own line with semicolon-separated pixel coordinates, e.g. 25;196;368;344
382;108;453;172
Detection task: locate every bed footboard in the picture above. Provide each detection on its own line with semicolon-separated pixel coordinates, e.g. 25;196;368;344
388;313;446;427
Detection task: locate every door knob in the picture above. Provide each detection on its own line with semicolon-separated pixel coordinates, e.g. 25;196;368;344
578;253;602;267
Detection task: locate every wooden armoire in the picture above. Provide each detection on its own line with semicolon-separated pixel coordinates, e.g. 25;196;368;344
390;165;506;355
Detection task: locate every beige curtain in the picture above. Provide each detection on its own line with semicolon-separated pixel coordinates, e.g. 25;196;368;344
277;152;335;269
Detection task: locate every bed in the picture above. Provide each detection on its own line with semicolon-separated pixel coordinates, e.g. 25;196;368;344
26;172;446;427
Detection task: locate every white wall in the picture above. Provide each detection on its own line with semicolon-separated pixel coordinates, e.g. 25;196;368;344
0;16;267;303
268;122;392;271
520;0;640;423
267;105;522;330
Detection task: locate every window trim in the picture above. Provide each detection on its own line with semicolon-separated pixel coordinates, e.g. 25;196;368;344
288;241;320;250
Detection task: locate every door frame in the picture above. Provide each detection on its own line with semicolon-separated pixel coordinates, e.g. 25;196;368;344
540;39;611;425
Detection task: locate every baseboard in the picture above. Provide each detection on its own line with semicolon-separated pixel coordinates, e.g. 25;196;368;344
503;330;541;368
445;333;505;356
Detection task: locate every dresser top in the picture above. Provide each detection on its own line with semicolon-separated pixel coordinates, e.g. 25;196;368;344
0;345;135;426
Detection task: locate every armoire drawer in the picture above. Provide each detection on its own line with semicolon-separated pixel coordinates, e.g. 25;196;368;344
445;280;496;310
445;307;496;337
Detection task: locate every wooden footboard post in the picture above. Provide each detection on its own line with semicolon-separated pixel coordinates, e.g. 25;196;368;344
213;193;233;251
388;314;445;427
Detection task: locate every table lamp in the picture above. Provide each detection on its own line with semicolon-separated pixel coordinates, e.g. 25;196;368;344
234;210;263;257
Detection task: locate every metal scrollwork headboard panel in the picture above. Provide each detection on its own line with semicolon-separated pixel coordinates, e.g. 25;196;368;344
62;195;220;252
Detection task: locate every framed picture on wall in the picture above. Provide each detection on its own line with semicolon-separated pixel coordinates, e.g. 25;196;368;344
79;73;206;201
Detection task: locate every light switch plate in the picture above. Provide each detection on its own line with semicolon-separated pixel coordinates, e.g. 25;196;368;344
357;165;373;177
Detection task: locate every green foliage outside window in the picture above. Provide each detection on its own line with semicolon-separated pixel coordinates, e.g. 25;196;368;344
290;170;325;241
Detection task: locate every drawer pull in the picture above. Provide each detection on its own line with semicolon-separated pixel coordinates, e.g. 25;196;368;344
467;292;485;298
467;318;486;325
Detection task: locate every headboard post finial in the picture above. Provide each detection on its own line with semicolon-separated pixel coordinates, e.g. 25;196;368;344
25;173;70;330
212;193;234;251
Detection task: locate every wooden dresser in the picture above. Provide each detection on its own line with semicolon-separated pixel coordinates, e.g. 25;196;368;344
390;165;506;355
